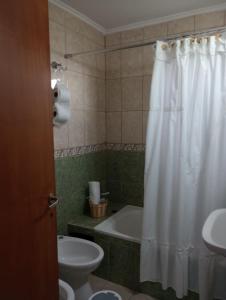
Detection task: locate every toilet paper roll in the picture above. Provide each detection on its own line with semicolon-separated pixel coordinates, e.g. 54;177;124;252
53;82;71;126
53;83;71;103
53;102;71;126
89;181;100;204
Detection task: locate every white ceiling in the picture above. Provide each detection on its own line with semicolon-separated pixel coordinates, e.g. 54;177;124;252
61;0;226;32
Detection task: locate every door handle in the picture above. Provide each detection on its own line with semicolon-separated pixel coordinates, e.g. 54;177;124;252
48;193;59;208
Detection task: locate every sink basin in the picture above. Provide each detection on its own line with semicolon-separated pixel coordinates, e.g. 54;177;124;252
202;209;226;256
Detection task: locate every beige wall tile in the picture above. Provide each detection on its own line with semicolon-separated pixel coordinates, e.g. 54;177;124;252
143;45;154;75
80;21;104;47
167;16;195;35
81;54;98;76
64;10;84;33
121;48;143;77
121;28;144;45
144;23;167;40
49;21;65;54
67;72;84;111
122;77;142;111
106;32;121;47
66;56;84;74
84;112;105;145
48;3;64;25
195;11;225;30
83;76;98;110
106;51;121;79
122;111;142;144
65;30;84;54
106;79;122;111
143;76;152;110
142;111;149;144
68;111;85;147
54;124;69;150
96;53;105;79
96;79;106;111
106;112;122;143
50;4;106;149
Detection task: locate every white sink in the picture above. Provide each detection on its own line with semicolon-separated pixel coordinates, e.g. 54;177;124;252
202;209;226;256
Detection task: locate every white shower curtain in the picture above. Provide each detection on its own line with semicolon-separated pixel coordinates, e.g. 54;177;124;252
141;36;226;300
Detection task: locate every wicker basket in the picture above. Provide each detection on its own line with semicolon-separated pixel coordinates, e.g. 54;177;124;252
89;200;108;218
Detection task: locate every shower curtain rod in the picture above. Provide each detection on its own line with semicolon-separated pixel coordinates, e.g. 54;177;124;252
64;25;226;59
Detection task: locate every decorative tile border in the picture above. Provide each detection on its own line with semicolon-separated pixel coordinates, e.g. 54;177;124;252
54;143;145;158
106;143;145;152
54;143;106;159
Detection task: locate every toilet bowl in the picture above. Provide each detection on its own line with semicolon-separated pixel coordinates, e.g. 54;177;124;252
58;236;104;300
59;279;75;300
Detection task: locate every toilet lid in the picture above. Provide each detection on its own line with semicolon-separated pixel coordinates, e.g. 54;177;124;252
89;290;121;300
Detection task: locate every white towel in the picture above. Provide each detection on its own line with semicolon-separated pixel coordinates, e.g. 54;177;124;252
53;83;70;126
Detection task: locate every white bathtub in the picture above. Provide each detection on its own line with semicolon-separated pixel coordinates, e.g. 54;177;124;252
95;205;143;243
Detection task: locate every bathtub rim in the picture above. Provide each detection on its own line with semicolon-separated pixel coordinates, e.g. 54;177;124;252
94;205;143;244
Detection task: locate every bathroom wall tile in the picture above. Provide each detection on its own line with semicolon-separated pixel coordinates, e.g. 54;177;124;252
143;45;154;76
121;48;143;77
109;241;140;290
84;112;106;145
97;112;106;144
106;151;123;181
142;111;149;144
96;79;106;111
53;124;69;150
121;28;144;45
65;30;84;54
122;111;142;144
67;72;84;111
195;11;225;30
64;10;83;33
49;21;65;54
106;51;121;79
48;2;65;26
106;32;121;47
144;23;168;40
96;53;106;79
120;152;145;184
122;77;143;111
94;235;111;279
107;180;122;203
142;75;151;110
81;21;105;47
66;56;84;74
106;79;122;112
106;112;122;143
55;152;106;234
68;111;85;147
83;76;98;110
82;54;98;77
167;16;195;35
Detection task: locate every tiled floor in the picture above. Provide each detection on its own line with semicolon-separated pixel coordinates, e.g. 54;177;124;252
89;275;157;300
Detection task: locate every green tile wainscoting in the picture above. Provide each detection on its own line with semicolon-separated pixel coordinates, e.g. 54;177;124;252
106;150;145;206
55;145;145;234
55;151;107;234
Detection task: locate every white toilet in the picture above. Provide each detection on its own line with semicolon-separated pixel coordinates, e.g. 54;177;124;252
58;236;104;300
59;279;75;300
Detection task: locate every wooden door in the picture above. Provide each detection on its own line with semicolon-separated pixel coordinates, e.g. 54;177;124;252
0;1;58;299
